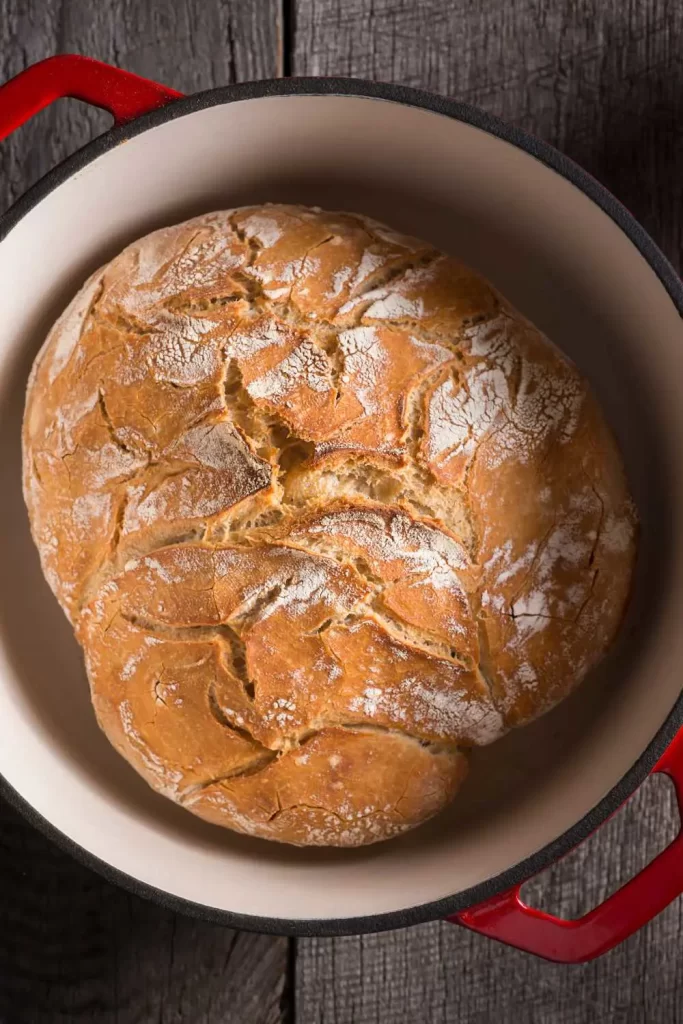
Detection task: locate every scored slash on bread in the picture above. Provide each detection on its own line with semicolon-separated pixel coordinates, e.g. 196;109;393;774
23;204;637;846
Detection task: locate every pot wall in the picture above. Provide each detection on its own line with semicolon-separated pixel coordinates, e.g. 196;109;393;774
0;90;682;925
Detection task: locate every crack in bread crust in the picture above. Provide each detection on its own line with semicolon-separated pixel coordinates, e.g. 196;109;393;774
24;204;638;847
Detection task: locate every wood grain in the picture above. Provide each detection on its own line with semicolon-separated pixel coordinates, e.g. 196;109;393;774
0;2;287;1022
292;1;683;1020
292;0;683;274
0;798;288;1023
296;778;683;1024
0;0;280;212
3;0;683;1021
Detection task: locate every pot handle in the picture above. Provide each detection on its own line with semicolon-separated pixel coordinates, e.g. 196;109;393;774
448;727;683;963
0;54;182;141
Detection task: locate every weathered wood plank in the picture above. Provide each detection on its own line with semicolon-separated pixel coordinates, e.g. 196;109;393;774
296;778;683;1024
293;1;683;1020
292;0;683;274
0;2;287;1022
0;798;288;1023
0;0;281;213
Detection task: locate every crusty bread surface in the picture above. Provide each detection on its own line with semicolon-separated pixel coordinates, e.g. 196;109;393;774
23;204;637;846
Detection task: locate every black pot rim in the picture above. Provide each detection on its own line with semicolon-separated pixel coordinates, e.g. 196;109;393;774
2;73;682;939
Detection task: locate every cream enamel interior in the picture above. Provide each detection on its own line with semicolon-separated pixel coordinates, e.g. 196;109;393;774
0;93;681;922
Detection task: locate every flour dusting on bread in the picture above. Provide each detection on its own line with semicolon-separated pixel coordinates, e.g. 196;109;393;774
23;204;637;847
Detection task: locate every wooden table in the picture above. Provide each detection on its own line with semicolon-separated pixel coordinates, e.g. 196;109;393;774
2;1;683;1020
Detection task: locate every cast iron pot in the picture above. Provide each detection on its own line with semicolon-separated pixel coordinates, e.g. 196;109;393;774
1;55;683;964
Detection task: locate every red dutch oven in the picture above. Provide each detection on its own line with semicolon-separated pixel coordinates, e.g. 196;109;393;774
1;55;683;963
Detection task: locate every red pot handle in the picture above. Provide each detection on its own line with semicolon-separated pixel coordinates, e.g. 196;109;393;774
5;55;681;968
449;727;683;962
0;54;182;141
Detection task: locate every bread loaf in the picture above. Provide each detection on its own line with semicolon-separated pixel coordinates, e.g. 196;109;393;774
23;205;637;846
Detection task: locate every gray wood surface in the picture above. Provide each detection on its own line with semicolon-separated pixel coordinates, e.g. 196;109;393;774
296;780;683;1024
292;1;683;1021
0;0;280;208
294;0;683;275
0;3;288;1023
2;0;683;1021
0;801;287;1024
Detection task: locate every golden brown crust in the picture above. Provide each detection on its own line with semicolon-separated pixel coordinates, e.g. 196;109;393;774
23;204;637;846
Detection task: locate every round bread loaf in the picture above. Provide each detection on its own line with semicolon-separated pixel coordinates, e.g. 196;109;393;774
23;205;637;846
